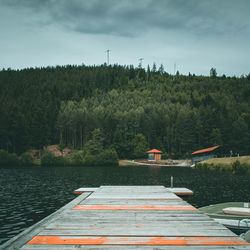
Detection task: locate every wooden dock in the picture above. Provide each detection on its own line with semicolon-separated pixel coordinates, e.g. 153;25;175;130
74;187;194;196
1;185;250;249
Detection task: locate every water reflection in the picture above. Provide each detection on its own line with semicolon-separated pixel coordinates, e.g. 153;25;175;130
0;166;250;245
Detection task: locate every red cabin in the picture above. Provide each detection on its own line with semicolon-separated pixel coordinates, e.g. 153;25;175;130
146;149;163;161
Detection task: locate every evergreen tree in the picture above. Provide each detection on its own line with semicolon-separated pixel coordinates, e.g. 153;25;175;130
152;63;157;72
210;128;223;146
132;133;149;158
0;64;249;159
85;128;104;155
158;64;164;75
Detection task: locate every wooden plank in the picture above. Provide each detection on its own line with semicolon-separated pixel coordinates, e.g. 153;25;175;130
91;188;177;194
47;217;214;223
166;188;194;196
99;185;166;189
52;215;213;223
80;199;189;205
88;186;181;199
60;211;212;222
38;221;234;236
45;221;225;228
63;209;205;215
47;219;218;226
44;216;226;226
72;204;197;211
86;197;182;200
92;186;169;194
20;245;250;249
62;211;208;217
38;230;235;237
86;194;181;199
74;187;99;194
74;185;172;195
26;235;250;245
60;211;211;223
93;186;194;196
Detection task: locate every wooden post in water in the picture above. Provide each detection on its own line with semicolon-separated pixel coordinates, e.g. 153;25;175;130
171;176;174;188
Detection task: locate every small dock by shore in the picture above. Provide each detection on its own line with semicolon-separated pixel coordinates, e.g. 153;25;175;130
1;186;249;249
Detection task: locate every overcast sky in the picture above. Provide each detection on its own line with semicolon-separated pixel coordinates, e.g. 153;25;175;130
0;0;249;76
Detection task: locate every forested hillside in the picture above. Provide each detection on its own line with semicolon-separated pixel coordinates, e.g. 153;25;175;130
0;64;250;158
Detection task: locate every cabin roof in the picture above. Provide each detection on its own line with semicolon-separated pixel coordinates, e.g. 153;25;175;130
146;149;163;154
192;145;220;155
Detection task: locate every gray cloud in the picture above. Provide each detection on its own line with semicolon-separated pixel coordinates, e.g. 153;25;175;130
2;0;250;37
0;0;249;76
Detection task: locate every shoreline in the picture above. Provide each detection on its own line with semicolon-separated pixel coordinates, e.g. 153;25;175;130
119;159;191;167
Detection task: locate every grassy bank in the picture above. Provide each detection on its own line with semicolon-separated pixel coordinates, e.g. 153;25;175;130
119;160;142;167
195;156;250;175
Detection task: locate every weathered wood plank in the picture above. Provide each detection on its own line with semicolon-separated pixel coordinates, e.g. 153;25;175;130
88;186;181;199
95;186;194;196
26;235;250;245
86;195;181;200
63;209;205;215
60;212;213;223
166;188;194;196
44;215;227;226
45;221;225;228
52;215;214;224
90;186;168;194
99;185;166;189
38;227;235;237
80;199;188;205
74;188;99;194
47;217;215;224
72;204;196;211
20;245;250;249
38;230;235;237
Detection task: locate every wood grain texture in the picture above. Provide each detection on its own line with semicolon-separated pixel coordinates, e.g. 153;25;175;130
26;235;250;245
21;246;250;250
72;204;197;211
3;185;249;249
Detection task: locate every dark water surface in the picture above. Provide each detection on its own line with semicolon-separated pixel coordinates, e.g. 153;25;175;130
0;165;250;245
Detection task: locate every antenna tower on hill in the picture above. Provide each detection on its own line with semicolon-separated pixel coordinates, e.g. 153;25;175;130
106;50;111;65
139;58;144;68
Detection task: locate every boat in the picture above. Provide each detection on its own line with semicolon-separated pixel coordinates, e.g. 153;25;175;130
199;202;250;233
241;230;250;243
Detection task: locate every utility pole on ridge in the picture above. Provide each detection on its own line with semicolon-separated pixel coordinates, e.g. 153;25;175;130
174;62;177;75
106;50;110;65
138;58;144;68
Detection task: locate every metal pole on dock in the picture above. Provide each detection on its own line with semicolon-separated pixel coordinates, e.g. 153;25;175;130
171;176;174;188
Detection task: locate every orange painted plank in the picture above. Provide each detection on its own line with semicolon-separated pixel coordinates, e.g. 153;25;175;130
72;205;197;211
27;236;250;245
175;193;194;196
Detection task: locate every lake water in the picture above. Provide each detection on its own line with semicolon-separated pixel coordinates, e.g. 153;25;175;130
0;165;250;245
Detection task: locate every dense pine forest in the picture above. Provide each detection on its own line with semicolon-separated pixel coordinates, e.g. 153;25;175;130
0;64;250;159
